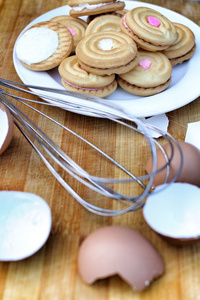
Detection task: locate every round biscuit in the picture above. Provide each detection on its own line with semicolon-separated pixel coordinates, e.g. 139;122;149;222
162;23;196;65
68;0;117;6
58;55;117;98
18;21;73;71
169;43;196;66
110;8;128;17
58;55;116;88
120;7;177;51
78;57;139;76
85;15;121;36
50;15;87;53
118;50;172;96
69;2;125;18
76;30;139;75
87;9;128;23
61;78;117;98
118;77;171;96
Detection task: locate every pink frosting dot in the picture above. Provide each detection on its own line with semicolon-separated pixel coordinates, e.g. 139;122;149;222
67;27;77;36
138;59;152;70
147;16;160;27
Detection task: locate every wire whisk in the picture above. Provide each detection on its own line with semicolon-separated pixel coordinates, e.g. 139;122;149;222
0;78;183;216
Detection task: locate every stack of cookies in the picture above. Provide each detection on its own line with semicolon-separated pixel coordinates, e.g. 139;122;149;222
15;0;196;98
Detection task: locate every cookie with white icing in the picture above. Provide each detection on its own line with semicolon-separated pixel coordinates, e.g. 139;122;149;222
68;0;125;18
76;30;139;75
162;23;196;66
50;15;87;53
118;50;172;96
15;21;73;71
120;7;177;51
58;55;117;98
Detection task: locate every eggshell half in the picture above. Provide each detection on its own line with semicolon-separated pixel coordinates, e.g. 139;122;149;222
143;183;200;246
0;103;14;155
145;141;200;188
78;226;164;291
0;191;52;261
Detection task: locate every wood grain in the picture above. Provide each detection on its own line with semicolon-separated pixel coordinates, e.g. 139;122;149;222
0;0;200;299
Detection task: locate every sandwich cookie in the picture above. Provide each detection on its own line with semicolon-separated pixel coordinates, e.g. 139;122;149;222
58;55;117;98
118;50;172;96
15;21;73;71
120;7;177;51
68;0;125;18
50;15;87;53
110;8;128;18
85;14;121;36
162;23;196;66
76;31;139;75
86;9;128;23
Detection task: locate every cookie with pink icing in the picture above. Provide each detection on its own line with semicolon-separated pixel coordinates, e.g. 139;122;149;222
50;15;87;53
118;50;172;96
120;7;177;51
58;55;117;98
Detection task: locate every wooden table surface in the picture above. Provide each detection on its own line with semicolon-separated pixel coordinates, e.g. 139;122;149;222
0;0;200;299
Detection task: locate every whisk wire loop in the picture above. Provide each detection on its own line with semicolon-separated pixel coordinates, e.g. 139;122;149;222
0;78;183;216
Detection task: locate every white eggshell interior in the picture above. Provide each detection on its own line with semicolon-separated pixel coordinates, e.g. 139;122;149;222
0;109;9;149
138;113;169;138
0;191;51;261
143;183;200;239
185;121;200;150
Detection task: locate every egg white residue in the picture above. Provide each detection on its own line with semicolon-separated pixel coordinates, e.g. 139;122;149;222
98;39;115;51
16;27;59;65
0;191;51;261
0;110;9;149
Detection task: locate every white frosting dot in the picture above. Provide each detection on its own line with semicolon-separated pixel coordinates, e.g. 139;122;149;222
16;27;59;65
98;39;115;51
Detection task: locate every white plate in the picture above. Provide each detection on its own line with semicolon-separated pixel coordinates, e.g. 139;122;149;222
13;1;200;117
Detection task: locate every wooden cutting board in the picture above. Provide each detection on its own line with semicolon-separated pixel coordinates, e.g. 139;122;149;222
0;0;200;299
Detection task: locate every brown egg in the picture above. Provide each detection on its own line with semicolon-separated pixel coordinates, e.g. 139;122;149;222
145;141;200;188
0;103;14;155
78;226;164;291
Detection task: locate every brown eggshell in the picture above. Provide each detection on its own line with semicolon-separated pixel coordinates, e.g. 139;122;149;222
78;226;165;291
0;103;14;155
145;141;200;188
